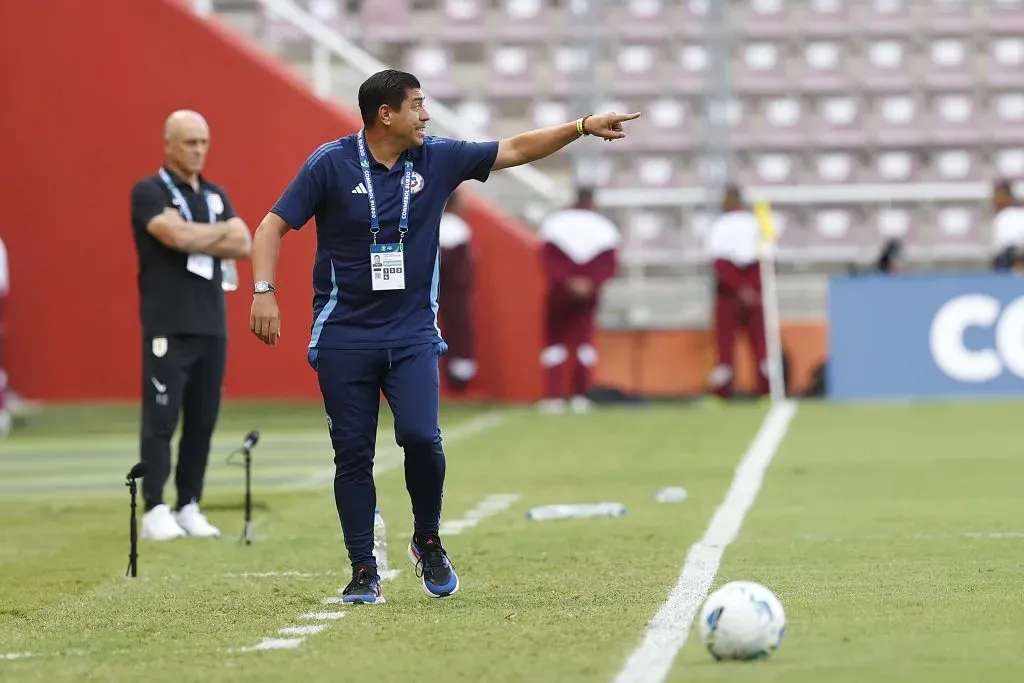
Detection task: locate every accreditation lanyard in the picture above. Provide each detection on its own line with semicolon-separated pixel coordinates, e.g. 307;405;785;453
158;167;221;282
356;130;414;245
157;167;218;224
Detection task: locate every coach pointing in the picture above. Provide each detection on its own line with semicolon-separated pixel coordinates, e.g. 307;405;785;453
249;69;637;603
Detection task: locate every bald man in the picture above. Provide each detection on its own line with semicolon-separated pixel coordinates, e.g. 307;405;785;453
129;110;252;541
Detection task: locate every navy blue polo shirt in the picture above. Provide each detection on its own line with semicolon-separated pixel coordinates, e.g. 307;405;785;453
271;133;499;350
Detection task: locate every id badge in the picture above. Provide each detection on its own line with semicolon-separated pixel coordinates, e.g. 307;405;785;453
187;254;214;281
370;243;406;291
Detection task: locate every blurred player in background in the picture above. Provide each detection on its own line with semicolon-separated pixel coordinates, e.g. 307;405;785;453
705;184;769;400
438;189;479;396
249;68;639;604
991;179;1024;271
536;187;621;414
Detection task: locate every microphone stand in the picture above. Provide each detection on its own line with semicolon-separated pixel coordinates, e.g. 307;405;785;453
243;445;253;546
126;475;139;578
226;432;259;546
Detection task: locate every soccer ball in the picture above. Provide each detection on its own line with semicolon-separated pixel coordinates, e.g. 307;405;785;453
698;580;786;661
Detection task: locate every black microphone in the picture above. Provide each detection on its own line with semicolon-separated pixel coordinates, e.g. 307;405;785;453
241;430;260;455
125;462;146;578
126;462;148;481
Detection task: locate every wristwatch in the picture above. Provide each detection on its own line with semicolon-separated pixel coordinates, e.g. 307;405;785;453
254;280;276;294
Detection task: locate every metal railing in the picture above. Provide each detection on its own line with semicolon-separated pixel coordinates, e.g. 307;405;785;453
190;0;568;212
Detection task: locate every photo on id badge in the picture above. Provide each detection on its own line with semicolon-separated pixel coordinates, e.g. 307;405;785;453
371;243;405;291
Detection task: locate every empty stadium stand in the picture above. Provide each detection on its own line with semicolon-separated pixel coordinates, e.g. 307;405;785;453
201;0;1024;327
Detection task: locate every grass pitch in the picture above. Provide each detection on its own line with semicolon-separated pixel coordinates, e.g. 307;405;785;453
1;399;1022;682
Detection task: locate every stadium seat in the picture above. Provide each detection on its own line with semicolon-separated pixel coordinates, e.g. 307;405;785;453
439;0;488;43
988;92;1024;145
870;94;927;147
923;38;977;90
673;43;709;95
802;0;854;36
360;0;412;44
855;0;914;35
735;0;791;38
487;44;535;98
928;92;984;146
985;37;1024;89
812;95;868;149
797;41;851;93
260;0;348;51
613;43;663;96
858;40;915;92
926;149;978;182
404;45;461;99
497;0;552;41
752;152;798;185
612;0;672;40
922;0;978;34
809;152;860;185
733;42;789;94
995;147;1024;178
639;97;695;151
985;0;1024;34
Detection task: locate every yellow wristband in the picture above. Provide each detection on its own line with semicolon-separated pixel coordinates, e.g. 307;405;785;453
576;117;585;136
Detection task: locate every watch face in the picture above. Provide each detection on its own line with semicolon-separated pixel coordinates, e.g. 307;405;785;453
255;282;270;293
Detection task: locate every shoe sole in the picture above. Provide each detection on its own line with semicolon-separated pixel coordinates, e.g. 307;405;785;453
407;543;460;598
342;595;385;605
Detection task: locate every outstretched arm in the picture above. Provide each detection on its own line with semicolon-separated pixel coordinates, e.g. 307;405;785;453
492;112;641;171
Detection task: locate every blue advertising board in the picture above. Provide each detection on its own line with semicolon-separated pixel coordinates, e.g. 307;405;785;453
827;272;1024;400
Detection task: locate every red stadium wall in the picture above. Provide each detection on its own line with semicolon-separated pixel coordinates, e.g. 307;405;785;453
0;0;544;402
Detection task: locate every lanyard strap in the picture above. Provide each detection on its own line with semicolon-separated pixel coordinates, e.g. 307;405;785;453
356;130;413;244
158;167;218;224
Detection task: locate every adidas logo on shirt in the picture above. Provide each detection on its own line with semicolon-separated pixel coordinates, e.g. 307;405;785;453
351;183;368;194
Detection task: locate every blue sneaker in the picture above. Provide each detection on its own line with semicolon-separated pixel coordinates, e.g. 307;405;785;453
341;565;383;604
408;534;460;598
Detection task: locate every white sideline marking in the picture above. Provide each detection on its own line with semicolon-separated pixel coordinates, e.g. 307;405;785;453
279;625;326;636
0;652;34;660
299;611;347;621
222;571;325;579
614;401;798;683
439;493;521;537
237;638;305;652
298;411;505;486
320;597;345;605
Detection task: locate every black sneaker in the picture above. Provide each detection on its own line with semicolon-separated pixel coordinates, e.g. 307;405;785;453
408;534;460;598
341;565;383;604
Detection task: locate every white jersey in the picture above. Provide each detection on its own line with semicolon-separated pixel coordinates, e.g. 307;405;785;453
439;212;472;249
704;210;761;267
993;206;1024;252
539;208;622;265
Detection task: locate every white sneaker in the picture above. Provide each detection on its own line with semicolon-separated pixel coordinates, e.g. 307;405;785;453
141;504;186;541
570;395;594;414
175;502;221;538
535;398;567;414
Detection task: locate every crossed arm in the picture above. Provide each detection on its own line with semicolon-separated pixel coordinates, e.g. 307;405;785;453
146;208;252;259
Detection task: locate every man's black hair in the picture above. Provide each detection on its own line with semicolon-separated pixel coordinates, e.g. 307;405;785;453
357;70;422;128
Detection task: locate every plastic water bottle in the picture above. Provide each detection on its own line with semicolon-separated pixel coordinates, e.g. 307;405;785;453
655;486;689;503
525;502;627;521
221;259;239;292
372;508;389;573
